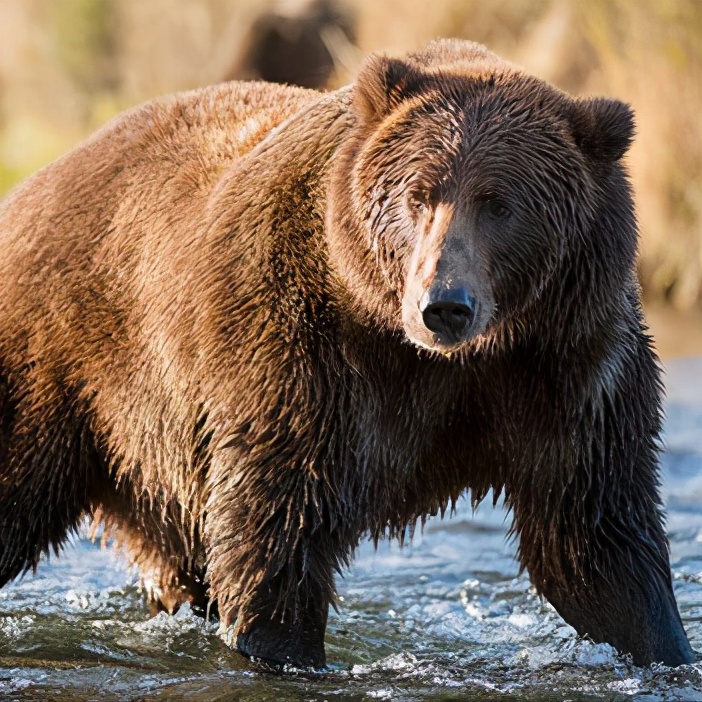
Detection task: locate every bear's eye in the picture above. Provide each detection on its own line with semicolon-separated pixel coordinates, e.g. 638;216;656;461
407;191;431;217
483;198;512;220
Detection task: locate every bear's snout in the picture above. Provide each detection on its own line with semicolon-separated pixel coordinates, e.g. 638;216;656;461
401;201;494;352
420;287;476;345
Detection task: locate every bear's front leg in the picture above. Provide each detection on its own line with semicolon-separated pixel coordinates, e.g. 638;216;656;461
234;569;329;668
511;342;694;666
513;461;694;666
204;455;344;669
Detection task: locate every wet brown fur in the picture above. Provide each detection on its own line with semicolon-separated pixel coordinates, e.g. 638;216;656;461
0;40;694;668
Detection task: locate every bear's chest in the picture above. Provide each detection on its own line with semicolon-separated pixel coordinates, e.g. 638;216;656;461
335;352;482;529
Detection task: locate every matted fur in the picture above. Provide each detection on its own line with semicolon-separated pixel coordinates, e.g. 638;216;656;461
0;40;694;669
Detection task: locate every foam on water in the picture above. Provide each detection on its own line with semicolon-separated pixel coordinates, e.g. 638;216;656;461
1;359;702;701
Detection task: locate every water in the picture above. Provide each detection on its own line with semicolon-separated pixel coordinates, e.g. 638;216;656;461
1;359;701;701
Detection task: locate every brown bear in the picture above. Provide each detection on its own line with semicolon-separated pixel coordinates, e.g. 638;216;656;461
227;0;357;89
0;39;695;670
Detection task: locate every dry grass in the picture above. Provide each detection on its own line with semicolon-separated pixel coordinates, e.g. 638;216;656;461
1;0;700;307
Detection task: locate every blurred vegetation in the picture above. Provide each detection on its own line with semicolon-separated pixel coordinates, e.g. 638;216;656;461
0;0;700;308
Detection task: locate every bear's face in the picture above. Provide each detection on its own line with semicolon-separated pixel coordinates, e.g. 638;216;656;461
327;42;634;353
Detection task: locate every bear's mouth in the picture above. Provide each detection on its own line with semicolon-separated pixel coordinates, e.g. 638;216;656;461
403;327;474;356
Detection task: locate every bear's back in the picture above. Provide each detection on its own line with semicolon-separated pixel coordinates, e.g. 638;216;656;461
0;80;318;326
0;80;319;250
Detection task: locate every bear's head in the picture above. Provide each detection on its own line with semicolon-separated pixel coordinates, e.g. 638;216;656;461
327;39;636;353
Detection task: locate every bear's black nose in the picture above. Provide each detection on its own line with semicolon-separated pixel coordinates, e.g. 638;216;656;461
421;289;476;343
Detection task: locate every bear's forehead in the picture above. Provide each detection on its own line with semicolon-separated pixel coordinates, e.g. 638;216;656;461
370;108;581;208
417;71;561;121
353;65;580;199
396;76;568;157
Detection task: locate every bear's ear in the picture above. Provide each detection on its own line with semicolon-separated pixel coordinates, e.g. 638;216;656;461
354;54;426;124
567;97;635;162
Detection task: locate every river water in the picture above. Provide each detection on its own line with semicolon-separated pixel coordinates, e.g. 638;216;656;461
1;358;701;701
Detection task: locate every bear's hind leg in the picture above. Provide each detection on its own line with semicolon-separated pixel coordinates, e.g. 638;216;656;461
0;374;104;587
94;479;212;618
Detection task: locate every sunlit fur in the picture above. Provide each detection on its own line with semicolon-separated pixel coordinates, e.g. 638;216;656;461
0;40;693;668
